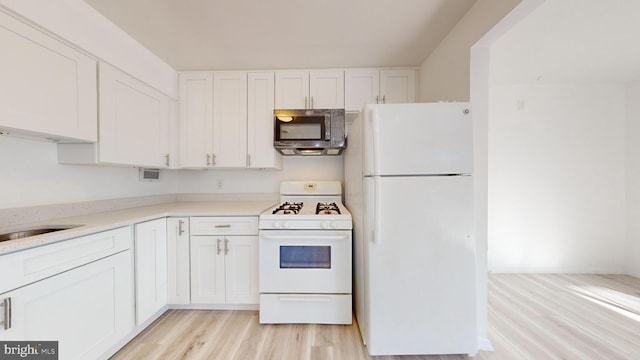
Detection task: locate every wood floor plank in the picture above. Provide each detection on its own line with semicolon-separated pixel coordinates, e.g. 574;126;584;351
111;274;640;360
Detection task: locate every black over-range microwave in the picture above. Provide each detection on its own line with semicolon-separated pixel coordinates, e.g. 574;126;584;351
273;108;346;156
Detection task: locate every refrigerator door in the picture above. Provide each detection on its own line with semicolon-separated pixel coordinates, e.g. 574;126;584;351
363;103;473;176
364;175;477;356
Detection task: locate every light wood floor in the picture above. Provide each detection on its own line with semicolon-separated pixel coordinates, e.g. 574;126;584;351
111;274;640;360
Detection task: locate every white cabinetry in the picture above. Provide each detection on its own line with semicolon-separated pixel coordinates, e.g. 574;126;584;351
178;71;248;168
247;72;282;169
57;63;175;168
0;228;134;359
0;10;97;142
167;218;190;305
345;69;417;111
275;70;344;109
190;217;259;305
213;71;248;168
134;218;168;325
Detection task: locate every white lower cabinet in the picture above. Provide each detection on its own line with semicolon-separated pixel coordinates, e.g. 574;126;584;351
0;241;134;359
134;218;168;325
190;217;259;305
167;218;190;304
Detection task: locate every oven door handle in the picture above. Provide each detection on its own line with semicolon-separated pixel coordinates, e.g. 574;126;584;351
260;234;349;241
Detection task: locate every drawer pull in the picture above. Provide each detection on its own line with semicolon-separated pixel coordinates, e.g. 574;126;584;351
1;297;11;330
214;224;231;228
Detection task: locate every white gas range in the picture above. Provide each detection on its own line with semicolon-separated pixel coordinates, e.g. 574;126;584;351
258;180;353;324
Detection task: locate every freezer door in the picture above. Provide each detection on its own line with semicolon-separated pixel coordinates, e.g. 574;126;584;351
363;103;473;176
364;175;477;355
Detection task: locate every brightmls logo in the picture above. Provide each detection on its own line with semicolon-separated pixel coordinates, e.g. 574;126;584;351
1;342;57;359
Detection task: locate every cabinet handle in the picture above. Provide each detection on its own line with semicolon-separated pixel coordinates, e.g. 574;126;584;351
207;154;212;166
375;95;379;104
164;154;170;167
178;220;185;235
382;95;386;104
311;96;314;109
214;224;231;228
216;238;222;255
224;238;229;255
211;154;216;166
247;154;251;166
305;95;308;109
1;297;11;330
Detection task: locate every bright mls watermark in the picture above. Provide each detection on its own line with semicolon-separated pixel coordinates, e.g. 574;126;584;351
1;341;57;359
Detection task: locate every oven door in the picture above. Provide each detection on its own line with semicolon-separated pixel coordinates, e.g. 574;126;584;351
259;230;352;294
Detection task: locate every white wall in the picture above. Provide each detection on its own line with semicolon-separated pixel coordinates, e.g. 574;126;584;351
626;81;640;276
0;135;343;210
488;84;627;273
0;137;178;209
419;0;522;102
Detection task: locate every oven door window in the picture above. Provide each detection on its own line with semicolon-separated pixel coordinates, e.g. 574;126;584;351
280;245;331;269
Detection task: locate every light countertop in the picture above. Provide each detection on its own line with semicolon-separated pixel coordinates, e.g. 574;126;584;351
0;201;277;255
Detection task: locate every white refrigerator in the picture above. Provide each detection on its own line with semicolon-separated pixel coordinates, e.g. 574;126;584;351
344;103;477;356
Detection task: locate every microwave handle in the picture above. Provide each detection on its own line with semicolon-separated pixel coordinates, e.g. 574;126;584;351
305;96;308;109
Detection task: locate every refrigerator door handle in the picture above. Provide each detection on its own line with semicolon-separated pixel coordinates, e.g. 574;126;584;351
370;176;381;245
371;110;381;175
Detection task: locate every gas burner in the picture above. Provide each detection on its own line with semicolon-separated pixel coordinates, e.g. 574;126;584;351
272;202;304;215
316;202;341;215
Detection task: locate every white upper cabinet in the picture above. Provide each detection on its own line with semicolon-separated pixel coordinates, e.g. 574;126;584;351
275;70;309;109
0;10;97;142
178;71;248;169
275;70;344;109
57;63;174;167
379;69;417;104
309;70;345;109
98;63;172;167
213;71;248;168
179;71;213;168
345;69;417;111
247;72;282;169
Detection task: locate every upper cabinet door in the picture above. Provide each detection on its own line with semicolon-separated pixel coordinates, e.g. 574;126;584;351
98;63;171;167
213;71;248;168
379;69;416;104
179;71;214;168
345;69;380;112
275;70;309;109
247;72;282;169
309;70;344;109
0;10;97;142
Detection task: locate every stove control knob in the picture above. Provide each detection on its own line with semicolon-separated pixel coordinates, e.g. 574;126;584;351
273;222;281;229
320;221;329;229
282;222;290;229
330;222;338;229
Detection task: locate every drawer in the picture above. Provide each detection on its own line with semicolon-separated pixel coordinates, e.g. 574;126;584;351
190;217;258;236
0;226;133;293
259;294;352;324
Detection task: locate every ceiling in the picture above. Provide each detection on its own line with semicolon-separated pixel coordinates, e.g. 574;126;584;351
491;0;640;84
83;0;477;71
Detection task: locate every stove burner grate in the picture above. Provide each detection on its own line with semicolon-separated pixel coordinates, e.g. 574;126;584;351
316;202;341;215
272;202;304;215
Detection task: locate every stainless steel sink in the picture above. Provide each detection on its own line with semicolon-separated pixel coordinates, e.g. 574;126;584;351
0;225;81;242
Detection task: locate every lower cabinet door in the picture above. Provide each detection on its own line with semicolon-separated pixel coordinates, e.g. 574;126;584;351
190;236;226;304
225;236;259;304
134;218;168;325
189;235;258;305
0;250;134;359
